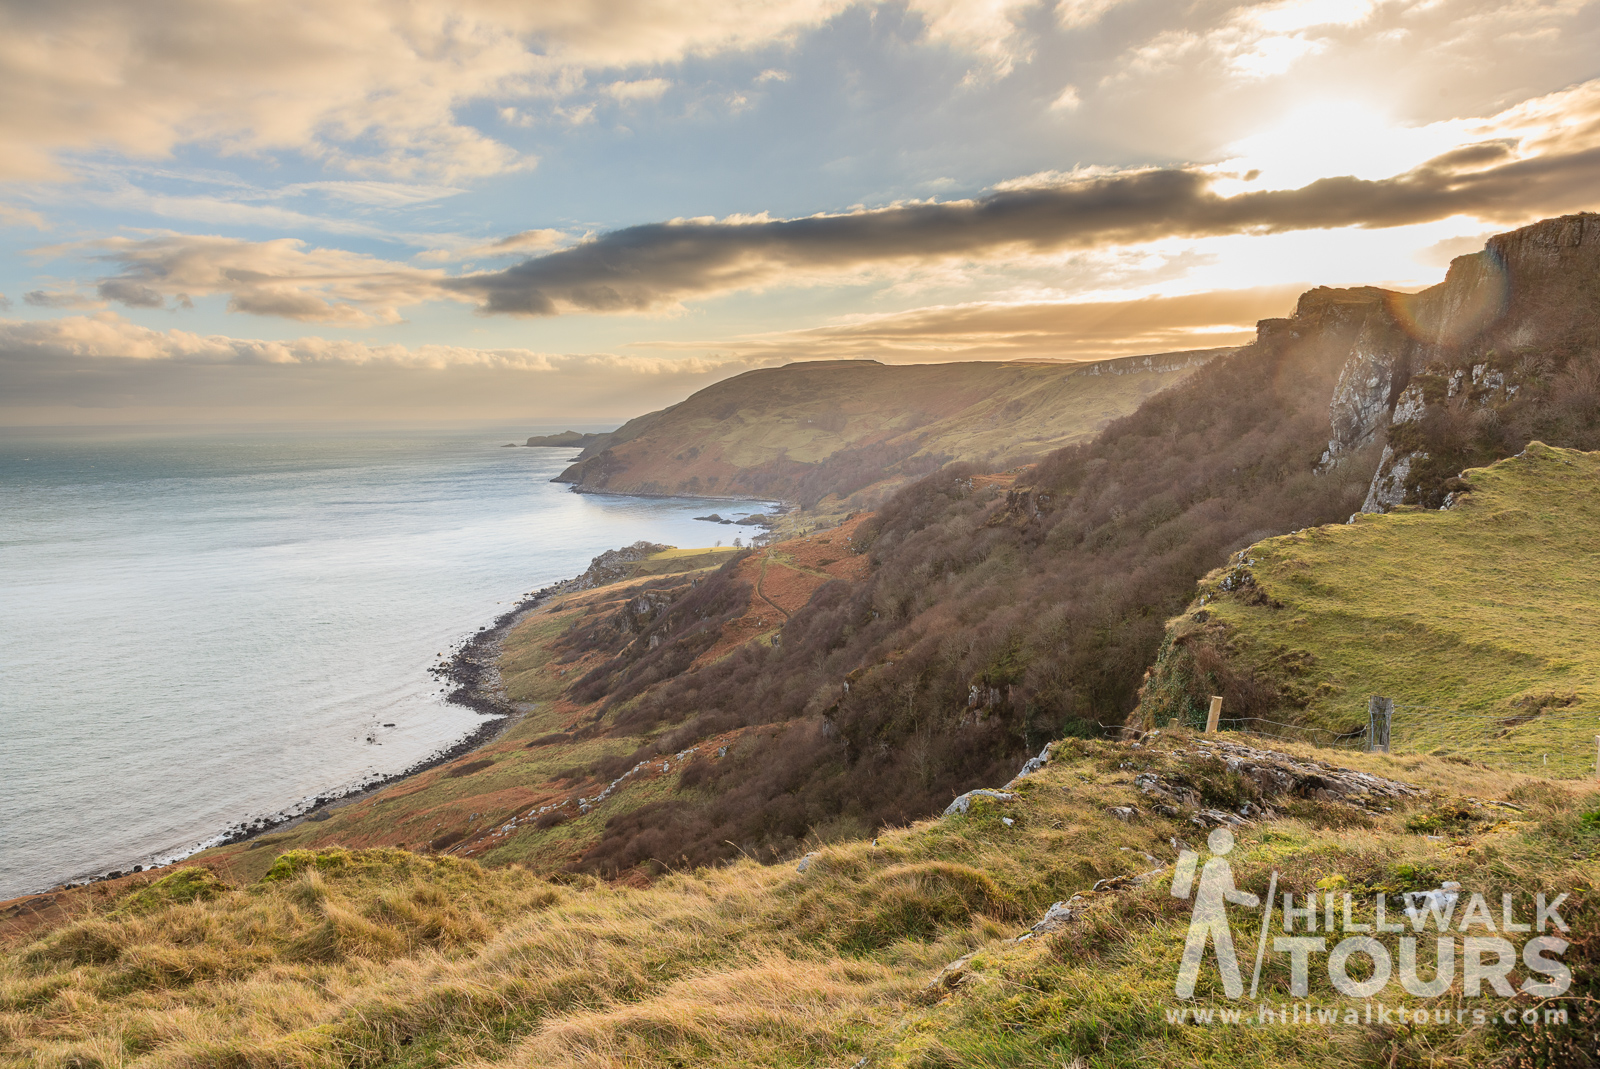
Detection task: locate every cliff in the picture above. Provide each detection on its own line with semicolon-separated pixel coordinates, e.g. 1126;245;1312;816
1300;212;1600;510
176;212;1600;884
553;352;1222;508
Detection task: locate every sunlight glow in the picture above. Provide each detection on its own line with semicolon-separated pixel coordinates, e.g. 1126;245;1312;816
1212;98;1470;191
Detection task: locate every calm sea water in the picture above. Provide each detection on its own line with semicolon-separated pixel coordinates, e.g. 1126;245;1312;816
0;427;769;899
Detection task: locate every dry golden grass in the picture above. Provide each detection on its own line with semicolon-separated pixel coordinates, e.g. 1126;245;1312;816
4;733;1596;1068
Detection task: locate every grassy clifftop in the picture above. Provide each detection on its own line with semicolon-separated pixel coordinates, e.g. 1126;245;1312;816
5;733;1595;1068
1139;443;1600;774
555;353;1221;508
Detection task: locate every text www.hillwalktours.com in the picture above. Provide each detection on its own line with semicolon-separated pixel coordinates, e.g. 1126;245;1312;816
1166;828;1573;1028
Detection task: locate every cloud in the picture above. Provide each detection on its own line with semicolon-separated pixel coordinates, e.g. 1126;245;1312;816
416;228;569;263
641;285;1305;363
1055;0;1130;30
1111;0;1380;83
0;310;760;374
903;0;1038;78
446;93;1600;316
1050;85;1082;112
23;287;104;310
0;201;47;228
42;233;458;325
603;78;672;103
0;311;788;424
27;81;1600;327
0;0;873;182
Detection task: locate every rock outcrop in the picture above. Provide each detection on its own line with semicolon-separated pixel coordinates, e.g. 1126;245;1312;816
570;542;672;591
1254;213;1600;511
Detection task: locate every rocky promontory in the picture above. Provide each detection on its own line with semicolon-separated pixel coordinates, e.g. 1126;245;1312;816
526;430;608;448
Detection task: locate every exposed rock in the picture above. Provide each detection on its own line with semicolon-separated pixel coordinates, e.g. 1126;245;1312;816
1092;867;1166;893
570;542;672;591
1320;340;1407;467
925;951;978;991
1403;882;1462;925
1346;212;1600;511
1007;743;1053;784
1017;895;1087;939
1390;382;1427;425
1105;805;1139;823
1189;738;1425;804
1189;808;1248;828
943;789;1015;816
1131;738;1423;826
1361;446;1422;513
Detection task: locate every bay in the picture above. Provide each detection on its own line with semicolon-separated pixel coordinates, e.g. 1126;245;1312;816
0;426;770;899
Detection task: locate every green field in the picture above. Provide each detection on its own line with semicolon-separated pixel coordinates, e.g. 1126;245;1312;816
1140;443;1600;776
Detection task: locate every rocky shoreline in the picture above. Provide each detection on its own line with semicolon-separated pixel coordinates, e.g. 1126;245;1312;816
32;531;749;895
45;582;572;894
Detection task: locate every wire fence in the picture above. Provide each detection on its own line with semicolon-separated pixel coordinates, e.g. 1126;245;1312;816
1385;704;1600;779
1209;716;1368;750
1176;700;1600;779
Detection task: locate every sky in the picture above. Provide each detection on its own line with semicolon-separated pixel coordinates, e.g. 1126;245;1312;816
2;0;1599;427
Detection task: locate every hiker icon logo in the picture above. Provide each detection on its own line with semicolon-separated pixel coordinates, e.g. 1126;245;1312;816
1166;829;1572;1011
1172;828;1263;998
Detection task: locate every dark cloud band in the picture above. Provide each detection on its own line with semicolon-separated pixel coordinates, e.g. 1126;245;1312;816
448;142;1600;315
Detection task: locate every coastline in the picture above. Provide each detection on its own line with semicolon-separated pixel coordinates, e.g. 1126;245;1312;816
37;582;570;895
558;479;795;509
19;504;775;899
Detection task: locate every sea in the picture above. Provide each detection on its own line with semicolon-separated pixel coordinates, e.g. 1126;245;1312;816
0;426;771;900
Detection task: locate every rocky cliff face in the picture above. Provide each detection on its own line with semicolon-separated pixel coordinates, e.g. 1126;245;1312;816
1281;213;1600;511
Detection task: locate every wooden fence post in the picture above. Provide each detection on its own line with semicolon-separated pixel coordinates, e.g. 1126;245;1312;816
1206;696;1223;733
1368;696;1393;753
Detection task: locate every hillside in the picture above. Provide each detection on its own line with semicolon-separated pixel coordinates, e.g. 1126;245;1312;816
9;212;1600;1068
178;523;880;881
1137;443;1600;776
169;213;1600;885
554;353;1220;508
5;734;1596;1068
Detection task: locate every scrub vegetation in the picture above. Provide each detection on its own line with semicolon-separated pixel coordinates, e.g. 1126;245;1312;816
4;735;1595;1068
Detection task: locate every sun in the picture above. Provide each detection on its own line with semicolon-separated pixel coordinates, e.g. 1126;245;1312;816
1213;98;1469;192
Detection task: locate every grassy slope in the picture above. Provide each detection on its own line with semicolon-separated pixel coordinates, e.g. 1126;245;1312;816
183;535;861;886
4;735;1595;1068
558;354;1219;505
1139;443;1600;774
